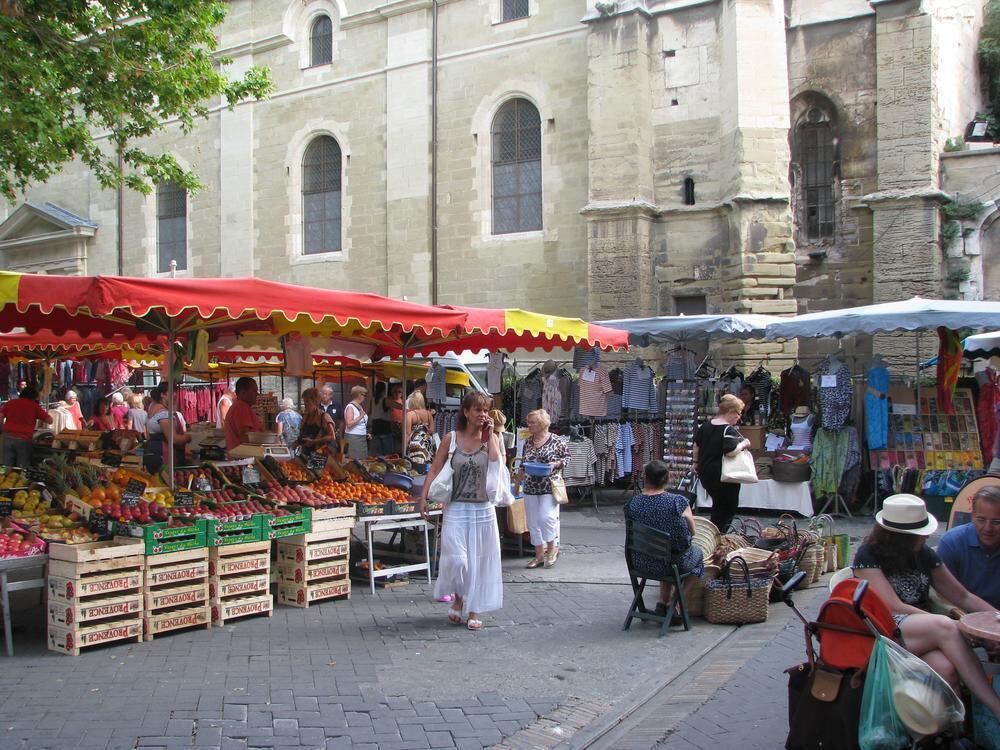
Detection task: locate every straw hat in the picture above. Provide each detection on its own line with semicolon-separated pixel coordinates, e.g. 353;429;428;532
892;675;960;736
875;494;938;536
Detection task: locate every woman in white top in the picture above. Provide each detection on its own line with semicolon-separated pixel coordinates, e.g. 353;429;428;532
216;388;235;430
343;385;371;460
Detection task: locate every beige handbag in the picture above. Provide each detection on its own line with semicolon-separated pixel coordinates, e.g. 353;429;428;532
550;474;569;505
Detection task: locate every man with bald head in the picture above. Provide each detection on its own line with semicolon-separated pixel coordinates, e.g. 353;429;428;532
319;385;343;453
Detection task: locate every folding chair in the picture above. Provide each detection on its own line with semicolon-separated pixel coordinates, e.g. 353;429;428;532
622;519;692;637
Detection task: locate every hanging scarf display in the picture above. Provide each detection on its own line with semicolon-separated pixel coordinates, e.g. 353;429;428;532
935;326;962;415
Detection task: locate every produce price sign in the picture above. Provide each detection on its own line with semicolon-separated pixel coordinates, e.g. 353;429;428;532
194;476;213;492
122;478;147;507
89;514;111;536
241;465;261;485
307;453;328;472
23;467;46;484
174;490;194;508
0;498;11;518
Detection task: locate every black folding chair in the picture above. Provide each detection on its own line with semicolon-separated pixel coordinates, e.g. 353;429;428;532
622;519;693;637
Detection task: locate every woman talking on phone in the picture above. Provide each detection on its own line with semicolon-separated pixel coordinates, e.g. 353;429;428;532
418;393;503;631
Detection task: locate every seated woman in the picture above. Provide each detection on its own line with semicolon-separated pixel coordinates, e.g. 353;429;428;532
624;459;704;624
852;493;1000;723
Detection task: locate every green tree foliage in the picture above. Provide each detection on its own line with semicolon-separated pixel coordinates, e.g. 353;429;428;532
978;0;1000;140
0;0;273;201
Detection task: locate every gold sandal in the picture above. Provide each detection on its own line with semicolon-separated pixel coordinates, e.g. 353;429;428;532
526;558;544;569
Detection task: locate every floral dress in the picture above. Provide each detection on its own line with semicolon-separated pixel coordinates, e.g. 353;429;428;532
624;491;704;579
521;435;569;496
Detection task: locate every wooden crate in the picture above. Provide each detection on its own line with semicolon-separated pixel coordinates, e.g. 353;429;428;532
143;548;210;640
48;593;143;627
276;528;350;564
310;516;356;534
48;538;145;564
276;559;348;585
211;594;273;625
143;606;211;641
48;567;144;602
208;541;272;626
209;573;270;600
276;579;350;608
48;619;143;656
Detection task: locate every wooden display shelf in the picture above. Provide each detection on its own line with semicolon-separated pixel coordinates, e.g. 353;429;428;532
276;579;350;608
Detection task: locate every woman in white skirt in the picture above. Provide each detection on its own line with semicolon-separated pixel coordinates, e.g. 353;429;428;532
419;392;503;631
519;409;569;568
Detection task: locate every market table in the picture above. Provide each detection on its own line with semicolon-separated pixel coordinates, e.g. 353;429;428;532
0;555;47;657
355;510;442;595
696;479;813;518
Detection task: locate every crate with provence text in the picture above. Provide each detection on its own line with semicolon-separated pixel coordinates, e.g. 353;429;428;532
142;547;211;641
275;528;351;608
46;539;145;655
208;541;273;625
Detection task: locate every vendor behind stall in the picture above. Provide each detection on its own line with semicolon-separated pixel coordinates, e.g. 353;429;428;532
0;386;52;467
145;382;191;474
224;377;263;452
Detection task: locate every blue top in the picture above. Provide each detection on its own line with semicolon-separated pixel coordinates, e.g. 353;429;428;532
864;366;890;450
937;523;1000;609
275;409;302;451
624;492;704;578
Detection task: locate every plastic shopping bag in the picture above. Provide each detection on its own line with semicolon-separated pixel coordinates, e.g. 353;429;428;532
881;636;964;737
859;636;910;750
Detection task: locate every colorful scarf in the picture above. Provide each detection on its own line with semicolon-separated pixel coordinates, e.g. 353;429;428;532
936;326;962;415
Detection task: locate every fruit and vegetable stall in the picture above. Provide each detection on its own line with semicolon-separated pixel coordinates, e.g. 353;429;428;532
0;453;439;656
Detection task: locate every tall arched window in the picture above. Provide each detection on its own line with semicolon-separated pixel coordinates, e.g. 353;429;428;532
157;180;187;273
310;15;333;66
302;136;342;254
797;107;835;240
491;98;542;235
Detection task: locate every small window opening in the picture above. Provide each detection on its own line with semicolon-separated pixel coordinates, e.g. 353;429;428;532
683;177;696;206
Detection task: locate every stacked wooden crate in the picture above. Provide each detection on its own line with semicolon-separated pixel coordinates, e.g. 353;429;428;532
276;520;351;608
47;539;145;655
208;541;273;625
142;547;211;641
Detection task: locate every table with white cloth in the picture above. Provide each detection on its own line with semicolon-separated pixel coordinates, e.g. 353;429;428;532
696;479;813;518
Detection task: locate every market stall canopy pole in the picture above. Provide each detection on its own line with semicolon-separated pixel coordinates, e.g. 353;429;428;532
763;297;1000;340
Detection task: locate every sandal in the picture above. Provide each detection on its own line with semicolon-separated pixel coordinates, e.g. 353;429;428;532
544;548;559;568
447;609;463;625
467;619;483;631
526;558;545;569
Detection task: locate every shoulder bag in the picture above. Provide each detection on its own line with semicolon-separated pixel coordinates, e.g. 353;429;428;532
720;426;758;484
549;474;569;505
426;431;458;504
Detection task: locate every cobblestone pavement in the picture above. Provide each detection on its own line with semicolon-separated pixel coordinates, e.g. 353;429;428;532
0;507;880;750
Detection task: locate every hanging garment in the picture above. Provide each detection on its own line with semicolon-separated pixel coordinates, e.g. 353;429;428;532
425;362;448;403
282;334;311;378
542;373;562;424
977;369;1000;464
578;366;613;417
864;364;890;450
811;428;851;497
562;437;597;487
818;360;852;430
844;426;861;472
788;413;815;451
572;347;600;371
663;349;697;380
936;326;962;416
780;364;812;415
615;422;635;479
487;353;505;394
745;366;773;417
519;374;543;416
622;362;658;413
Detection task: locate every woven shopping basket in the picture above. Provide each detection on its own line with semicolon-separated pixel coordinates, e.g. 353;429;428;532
703;556;770;625
685;563;721;618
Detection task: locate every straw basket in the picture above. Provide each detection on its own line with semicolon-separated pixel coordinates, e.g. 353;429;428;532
691;518;721;561
703;557;770;625
724;547;778;577
685;563;720;618
715;532;751;564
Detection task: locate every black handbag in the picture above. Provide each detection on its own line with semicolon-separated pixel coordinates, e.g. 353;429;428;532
785;632;865;750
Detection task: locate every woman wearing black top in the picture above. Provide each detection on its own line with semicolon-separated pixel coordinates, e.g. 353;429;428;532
693;394;751;532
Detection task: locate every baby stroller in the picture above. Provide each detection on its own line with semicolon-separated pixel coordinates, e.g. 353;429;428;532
783;574;973;750
783;571;899;749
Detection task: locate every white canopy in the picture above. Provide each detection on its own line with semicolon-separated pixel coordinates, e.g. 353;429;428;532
596;313;779;347
763;297;1000;340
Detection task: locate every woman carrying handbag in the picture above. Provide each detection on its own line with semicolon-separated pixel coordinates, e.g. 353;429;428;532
693;394;752;533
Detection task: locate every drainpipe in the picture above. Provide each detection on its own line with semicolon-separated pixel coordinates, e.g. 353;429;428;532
430;0;439;304
117;148;125;275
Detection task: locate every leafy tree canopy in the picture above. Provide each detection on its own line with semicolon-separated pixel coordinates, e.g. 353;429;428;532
0;0;273;201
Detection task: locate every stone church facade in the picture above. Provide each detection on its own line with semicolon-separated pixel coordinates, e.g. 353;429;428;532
0;0;993;363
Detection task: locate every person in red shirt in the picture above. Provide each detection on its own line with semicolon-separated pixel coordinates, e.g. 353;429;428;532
0;386;52;467
224;377;263;451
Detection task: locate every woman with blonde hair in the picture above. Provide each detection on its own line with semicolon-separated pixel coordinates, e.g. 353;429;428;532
343;385;371;459
693;393;751;532
404;390;436;464
519;408;569;568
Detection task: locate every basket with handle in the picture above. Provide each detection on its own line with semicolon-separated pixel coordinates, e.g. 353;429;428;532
685;563;720;618
703;556;770;625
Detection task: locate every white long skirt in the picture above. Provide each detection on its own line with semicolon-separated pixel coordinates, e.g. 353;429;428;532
524;493;559;546
433;502;503;616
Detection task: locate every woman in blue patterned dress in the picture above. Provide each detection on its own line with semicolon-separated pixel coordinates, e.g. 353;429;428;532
625;459;704;622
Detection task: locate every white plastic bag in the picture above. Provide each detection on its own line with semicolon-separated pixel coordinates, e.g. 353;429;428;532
882;636;965;737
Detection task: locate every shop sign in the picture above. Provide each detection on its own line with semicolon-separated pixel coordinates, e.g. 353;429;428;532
121;478;146;507
174;490;194;508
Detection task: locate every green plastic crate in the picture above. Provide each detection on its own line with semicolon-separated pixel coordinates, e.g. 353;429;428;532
116;518;208;555
205;514;268;547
